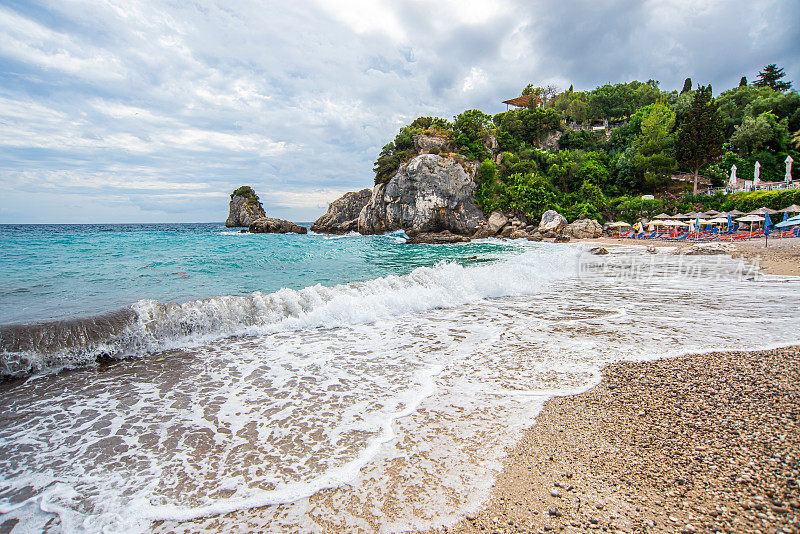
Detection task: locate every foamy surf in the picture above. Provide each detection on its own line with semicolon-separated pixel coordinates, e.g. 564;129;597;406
0;245;580;377
2;248;800;534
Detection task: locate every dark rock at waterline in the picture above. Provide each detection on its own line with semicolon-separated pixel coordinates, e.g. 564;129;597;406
225;186;266;227
311;189;372;234
249;217;307;234
405;231;471;244
357;154;486;237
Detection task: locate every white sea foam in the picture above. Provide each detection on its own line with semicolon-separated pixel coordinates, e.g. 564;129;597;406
1;244;578;376
2;248;800;533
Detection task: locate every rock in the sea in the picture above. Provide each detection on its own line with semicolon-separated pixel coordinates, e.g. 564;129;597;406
588;246;610;255
310;189;371;234
249;217;307;234
554;235;571;243
471;228;492;239
486;211;508;234
405;231;471;244
225;186;266;227
358;154;486;236
539;210;568;237
565;218;603;239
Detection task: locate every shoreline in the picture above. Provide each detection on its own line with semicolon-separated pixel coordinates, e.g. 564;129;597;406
575;236;800;277
433;346;800;534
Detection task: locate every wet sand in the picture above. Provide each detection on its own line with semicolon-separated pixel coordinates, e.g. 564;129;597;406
583;236;800;277
434;346;800;534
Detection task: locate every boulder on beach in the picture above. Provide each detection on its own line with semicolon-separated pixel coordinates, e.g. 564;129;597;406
564;218;603;239
311;189;372;234
358;154;486;237
486;211;508;234
249;217;307;234
225;186;266;227
539;210;568;238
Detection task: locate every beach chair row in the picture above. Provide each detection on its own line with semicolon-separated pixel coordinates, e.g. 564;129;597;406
618;226;800;241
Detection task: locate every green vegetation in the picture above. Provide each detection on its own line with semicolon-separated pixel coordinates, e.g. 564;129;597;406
231;186;261;206
372;65;799;223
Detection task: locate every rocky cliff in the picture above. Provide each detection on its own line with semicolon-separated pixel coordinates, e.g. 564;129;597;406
225;186;266;227
358;154;486;236
311;189;372;234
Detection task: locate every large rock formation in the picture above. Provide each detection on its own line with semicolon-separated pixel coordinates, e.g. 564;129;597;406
564;218;603;239
358;154;486;236
310;189;372;234
249;218;307;234
225;186;266;227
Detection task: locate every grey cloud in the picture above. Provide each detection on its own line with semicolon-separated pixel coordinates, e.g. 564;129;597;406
1;0;798;223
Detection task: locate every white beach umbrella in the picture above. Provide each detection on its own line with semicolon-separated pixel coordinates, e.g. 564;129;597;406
736;215;765;222
653;213;672;219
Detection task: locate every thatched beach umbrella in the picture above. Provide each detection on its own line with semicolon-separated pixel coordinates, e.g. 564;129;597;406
779;204;800;213
672;213;690;219
704;209;722;216
727;209;745;216
749;207;779;215
653;213;672;219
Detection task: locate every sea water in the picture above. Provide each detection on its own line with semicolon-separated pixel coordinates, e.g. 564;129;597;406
1;224;799;533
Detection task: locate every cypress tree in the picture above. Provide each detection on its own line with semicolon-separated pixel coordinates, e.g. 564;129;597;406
676;85;724;194
739;76;747;87
681;77;692;94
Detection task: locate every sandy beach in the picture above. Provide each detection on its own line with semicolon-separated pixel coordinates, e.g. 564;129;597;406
434;346;800;534
582;236;800;277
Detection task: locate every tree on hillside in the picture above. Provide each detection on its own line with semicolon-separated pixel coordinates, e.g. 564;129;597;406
739;76;747;87
676;85;725;194
753;64;792;92
681;78;693;94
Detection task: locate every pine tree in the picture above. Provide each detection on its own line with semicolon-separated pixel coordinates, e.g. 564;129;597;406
739;76;747;87
568;84;573;92
676;85;725;194
753;64;792;91
681;77;693;94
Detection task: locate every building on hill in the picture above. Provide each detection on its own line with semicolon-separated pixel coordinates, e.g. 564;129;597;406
501;94;542;110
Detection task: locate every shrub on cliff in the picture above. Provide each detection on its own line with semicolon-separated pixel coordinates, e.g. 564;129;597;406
231;186;261;205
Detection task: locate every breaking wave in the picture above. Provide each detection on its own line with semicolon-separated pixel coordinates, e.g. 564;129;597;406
0;246;581;377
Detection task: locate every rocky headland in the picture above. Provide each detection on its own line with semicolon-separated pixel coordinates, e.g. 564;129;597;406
358;153;487;236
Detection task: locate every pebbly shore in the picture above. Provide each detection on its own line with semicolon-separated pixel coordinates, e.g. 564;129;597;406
586;237;800;277
435;346;800;534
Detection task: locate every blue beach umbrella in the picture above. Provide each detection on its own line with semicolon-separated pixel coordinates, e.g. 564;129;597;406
775;214;800;228
783;212;789;223
764;212;773;236
727;213;733;231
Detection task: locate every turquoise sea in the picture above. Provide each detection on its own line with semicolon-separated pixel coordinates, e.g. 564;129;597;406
1;224;799;533
0;223;515;325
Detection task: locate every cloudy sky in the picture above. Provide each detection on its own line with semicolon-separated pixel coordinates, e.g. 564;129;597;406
1;0;798;223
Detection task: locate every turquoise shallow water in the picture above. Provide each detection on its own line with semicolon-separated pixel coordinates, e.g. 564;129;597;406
0;223;516;325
